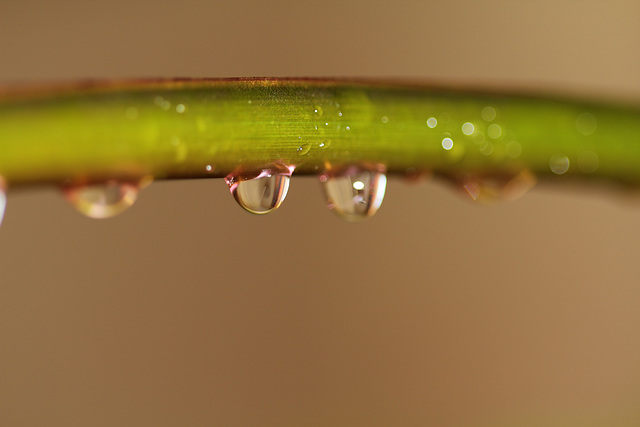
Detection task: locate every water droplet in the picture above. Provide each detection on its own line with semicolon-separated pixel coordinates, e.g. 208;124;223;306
442;137;454;150
225;166;293;215
455;170;537;204
314;106;323;117
481;106;496;122
576;113;596;136
297;143;311;156
426;117;438;128
462;122;475;135
505;141;522;158
381;116;389;124
550;154;570;175
175;104;186;114
320;166;387;221
205;164;214;173
154;96;171;111
487;124;502;139
0;180;6;226
62;180;141;219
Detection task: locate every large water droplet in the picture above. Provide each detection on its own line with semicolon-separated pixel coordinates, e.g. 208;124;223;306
62;180;141;219
320;166;387;221
454;170;537;204
225;166;293;215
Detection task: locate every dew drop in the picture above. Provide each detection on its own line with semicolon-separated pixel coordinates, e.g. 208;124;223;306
456;170;537;204
297;143;311;156
462;122;475;135
487;123;502;139
320;166;387;221
314;106;323;118
62;180;141;219
0;179;6;226
481;106;496;122
426;117;438;128
225;166;292;215
576;113;597;136
442;137;454;150
550;154;570;175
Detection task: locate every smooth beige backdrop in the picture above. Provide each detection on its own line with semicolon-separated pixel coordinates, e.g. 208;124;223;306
1;1;640;426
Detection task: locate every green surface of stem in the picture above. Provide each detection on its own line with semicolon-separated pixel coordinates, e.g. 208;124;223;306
0;78;639;186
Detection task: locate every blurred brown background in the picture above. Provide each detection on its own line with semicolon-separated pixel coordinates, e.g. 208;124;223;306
1;1;640;426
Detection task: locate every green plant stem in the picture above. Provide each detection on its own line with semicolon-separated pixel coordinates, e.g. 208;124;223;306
0;78;638;186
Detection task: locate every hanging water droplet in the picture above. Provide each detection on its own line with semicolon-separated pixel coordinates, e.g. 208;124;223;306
62;180;141;219
320;166;387;221
0;179;7;226
454;170;537;204
225;166;293;215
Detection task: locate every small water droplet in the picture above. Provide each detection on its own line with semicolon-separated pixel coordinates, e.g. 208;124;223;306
481;106;496;122
442;137;454;150
314;106;323;117
505;141;522;158
550;154;570;174
320;166;387;221
62;180;141;219
487;123;502;139
576;113;596;136
205;164;214;173
381;116;389;124
297;143;311;156
462;122;475;135
455;170;537;203
225;166;293;215
176;104;186;114
426;117;438;128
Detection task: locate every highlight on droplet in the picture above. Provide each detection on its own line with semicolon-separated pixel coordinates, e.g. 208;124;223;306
225;164;294;215
319;165;387;221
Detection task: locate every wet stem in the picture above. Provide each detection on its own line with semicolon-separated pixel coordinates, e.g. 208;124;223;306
0;78;638;220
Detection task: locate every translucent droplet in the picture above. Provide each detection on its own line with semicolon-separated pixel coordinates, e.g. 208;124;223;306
320;166;387;221
456;170;537;204
462;122;475;135
225;166;292;215
0;180;6;226
63;180;141;219
481;106;496;122
314;106;323;118
297;143;311;156
576;113;596;136
426;117;438;128
550;154;570;175
487;123;502;139
442;137;454;150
